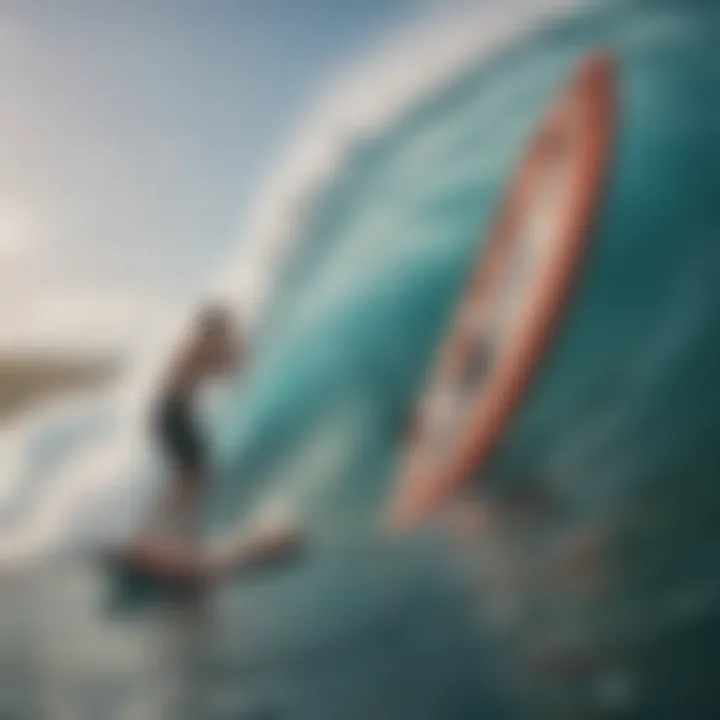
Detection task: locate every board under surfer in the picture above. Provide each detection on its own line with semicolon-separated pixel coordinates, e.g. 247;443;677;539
121;305;300;585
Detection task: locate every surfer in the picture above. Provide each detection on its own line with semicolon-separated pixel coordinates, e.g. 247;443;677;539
119;305;300;585
152;306;243;535
146;304;241;544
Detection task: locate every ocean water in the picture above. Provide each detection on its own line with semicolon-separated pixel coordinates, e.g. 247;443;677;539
2;0;720;717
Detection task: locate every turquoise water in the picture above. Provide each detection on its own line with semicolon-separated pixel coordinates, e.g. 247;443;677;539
4;0;720;717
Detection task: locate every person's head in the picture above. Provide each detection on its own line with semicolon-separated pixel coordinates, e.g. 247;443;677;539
192;304;241;372
196;304;232;337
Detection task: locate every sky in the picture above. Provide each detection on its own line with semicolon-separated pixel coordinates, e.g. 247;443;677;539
0;0;453;355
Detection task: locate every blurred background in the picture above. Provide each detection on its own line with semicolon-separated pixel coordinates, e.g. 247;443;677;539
2;0;720;717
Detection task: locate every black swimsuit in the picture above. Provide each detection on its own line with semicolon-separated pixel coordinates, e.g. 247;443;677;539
153;390;206;476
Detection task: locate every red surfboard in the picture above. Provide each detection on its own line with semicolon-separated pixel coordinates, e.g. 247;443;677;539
390;52;618;530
